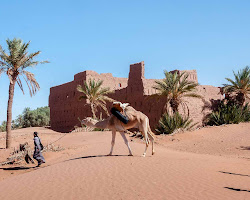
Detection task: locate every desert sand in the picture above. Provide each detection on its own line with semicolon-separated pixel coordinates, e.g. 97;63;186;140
0;123;249;200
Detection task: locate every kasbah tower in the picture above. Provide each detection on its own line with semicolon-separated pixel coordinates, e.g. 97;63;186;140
49;61;223;132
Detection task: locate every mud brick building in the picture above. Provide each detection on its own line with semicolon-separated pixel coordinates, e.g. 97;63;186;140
49;62;223;132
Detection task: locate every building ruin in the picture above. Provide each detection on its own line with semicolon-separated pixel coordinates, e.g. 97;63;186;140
49;61;223;132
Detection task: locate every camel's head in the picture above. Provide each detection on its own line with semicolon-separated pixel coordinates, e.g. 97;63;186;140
81;117;97;127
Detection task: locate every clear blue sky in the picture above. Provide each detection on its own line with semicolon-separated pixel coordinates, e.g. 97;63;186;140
0;0;250;123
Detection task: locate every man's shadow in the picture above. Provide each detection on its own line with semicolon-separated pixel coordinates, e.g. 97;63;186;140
0;166;36;171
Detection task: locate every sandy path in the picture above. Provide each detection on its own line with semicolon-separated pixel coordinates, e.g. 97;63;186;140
0;131;249;200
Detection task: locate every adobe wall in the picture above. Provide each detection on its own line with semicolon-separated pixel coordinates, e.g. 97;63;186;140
170;70;198;83
49;71;128;132
49;62;223;132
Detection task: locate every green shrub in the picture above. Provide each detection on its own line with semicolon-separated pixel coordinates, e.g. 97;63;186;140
13;106;50;128
155;112;197;135
0;121;7;132
206;103;250;126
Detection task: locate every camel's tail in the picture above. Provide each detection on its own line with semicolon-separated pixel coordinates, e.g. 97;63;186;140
148;127;155;139
146;120;155;143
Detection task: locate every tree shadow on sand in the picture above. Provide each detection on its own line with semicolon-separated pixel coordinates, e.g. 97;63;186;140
224;187;250;193
219;171;250;177
0;166;36;171
238;146;250;150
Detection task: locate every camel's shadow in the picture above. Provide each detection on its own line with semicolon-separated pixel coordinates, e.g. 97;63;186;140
68;154;133;162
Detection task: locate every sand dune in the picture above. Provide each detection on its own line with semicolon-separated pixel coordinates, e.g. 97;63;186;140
0;124;249;200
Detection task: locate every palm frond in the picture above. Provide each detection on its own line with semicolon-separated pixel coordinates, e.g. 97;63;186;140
155;112;196;135
0;45;10;63
0;60;7;67
101;96;114;102
224;78;238;88
223;66;250;105
183;93;203;99
151;70;201;113
0;38;48;98
22;71;40;96
77;78;113;117
77;85;86;94
79;95;87;101
16;76;24;94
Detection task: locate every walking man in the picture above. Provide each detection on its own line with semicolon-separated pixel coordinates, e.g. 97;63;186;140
33;132;46;167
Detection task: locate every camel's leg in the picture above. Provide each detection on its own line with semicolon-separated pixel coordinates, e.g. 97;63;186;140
141;119;149;157
148;131;155;155
107;130;116;156
119;131;133;156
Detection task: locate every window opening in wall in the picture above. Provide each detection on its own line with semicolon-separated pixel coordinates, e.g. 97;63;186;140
119;83;122;87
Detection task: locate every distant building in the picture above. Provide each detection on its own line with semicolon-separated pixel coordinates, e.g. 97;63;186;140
49;62;223;132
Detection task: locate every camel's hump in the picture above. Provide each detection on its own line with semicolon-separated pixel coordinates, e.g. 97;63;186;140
124;106;146;120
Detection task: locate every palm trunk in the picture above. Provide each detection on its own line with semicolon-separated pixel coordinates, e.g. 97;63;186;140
170;99;179;113
236;93;245;106
90;103;96;119
6;81;16;149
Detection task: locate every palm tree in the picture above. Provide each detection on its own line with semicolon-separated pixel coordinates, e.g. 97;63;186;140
77;79;114;119
222;66;250;106
0;38;48;148
151;70;202;114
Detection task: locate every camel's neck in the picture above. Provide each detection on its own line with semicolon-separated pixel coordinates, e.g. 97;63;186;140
89;118;110;129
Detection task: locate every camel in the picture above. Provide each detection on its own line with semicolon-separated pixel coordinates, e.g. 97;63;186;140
81;103;155;157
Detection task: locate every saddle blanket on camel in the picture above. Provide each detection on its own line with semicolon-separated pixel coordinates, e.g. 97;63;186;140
111;102;130;124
